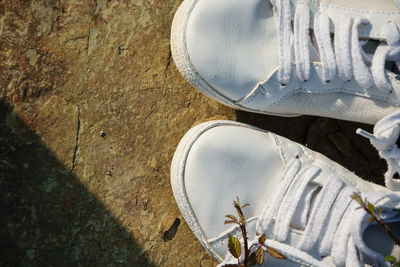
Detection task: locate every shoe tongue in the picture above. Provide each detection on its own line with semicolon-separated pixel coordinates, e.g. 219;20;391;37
291;183;321;230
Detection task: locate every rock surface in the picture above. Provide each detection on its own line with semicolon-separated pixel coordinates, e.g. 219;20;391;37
0;0;387;266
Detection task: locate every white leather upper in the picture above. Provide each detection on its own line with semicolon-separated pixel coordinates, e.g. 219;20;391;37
184;124;285;238
186;0;279;101
184;0;400;118
237;63;400;109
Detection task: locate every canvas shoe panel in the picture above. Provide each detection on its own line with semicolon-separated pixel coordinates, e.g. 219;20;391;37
170;120;400;266
171;0;400;124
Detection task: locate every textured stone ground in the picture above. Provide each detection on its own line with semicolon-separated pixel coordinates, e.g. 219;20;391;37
0;0;386;266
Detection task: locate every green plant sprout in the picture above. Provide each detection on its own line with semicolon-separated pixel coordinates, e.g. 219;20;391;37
223;197;286;267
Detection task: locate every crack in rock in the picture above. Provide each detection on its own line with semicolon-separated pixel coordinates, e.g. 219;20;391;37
71;106;80;171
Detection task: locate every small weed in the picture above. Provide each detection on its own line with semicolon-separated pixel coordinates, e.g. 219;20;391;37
222;197;286;267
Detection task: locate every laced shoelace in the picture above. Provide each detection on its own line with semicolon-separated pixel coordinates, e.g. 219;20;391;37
357;110;400;191
219;158;396;266
275;0;400;91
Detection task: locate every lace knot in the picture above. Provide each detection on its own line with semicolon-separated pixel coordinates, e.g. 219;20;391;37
357;110;400;191
356;127;399;152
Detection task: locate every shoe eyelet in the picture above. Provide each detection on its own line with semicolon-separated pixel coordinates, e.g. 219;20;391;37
395;75;400;81
280;83;287;87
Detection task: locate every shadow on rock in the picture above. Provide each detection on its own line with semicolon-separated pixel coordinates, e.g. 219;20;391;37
0;100;156;266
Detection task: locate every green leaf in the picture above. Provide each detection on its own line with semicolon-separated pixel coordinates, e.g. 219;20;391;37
248;252;257;266
384;255;396;263
351;193;363;205
367;202;376;213
265;246;286;259
258;234;266;244
228;234;242;259
224;219;237;225
396;261;400;267
241;203;250;209
256;247;264;264
226;215;239;222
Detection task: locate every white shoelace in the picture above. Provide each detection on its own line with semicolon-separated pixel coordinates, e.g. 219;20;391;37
357;111;400;191
257;159;387;266
276;0;400;91
219;158;398;266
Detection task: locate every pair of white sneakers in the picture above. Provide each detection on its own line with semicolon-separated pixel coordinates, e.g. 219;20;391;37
170;0;400;266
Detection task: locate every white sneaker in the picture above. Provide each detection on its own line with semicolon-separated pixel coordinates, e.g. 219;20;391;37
171;0;400;124
171;120;400;266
